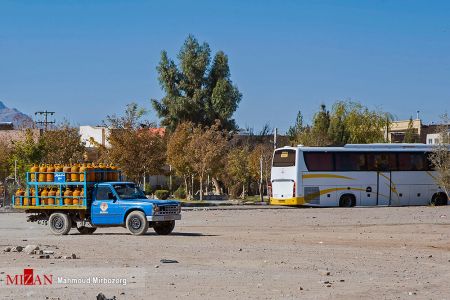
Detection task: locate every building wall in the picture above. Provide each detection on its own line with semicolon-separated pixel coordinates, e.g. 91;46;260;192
79;126;110;148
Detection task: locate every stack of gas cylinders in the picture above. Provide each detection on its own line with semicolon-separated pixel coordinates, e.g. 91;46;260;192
29;163;120;182
15;163;120;206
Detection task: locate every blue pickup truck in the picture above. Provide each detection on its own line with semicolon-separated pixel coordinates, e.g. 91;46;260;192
13;170;181;236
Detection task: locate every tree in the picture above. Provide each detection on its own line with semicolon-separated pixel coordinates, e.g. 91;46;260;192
103;103;166;183
187;122;228;200
287;111;304;142
404;117;419;143
225;146;251;199
429;114;450;199
248;143;273;197
40;122;85;164
0;140;12;182
167;122;195;199
311;104;331;146
9;129;45;186
151;35;242;132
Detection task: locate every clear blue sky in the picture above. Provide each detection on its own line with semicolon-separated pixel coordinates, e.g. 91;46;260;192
1;0;449;132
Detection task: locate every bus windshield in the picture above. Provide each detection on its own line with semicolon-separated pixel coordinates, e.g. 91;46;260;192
273;149;296;167
113;183;147;200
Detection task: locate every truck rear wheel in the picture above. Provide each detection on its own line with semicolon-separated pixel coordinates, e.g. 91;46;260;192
153;221;175;235
126;211;149;235
49;212;72;235
76;226;97;234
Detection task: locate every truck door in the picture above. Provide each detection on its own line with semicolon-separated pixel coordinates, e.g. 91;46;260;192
91;185;122;225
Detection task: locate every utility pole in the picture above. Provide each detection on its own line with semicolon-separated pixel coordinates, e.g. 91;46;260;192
35;111;56;131
259;155;264;203
273;128;277;149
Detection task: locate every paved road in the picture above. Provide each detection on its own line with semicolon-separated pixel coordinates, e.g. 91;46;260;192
1;206;450;299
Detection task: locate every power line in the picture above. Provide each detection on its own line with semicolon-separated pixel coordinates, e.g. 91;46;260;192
35;110;56;131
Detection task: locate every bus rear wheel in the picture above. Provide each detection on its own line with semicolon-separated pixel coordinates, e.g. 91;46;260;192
431;193;448;206
339;194;355;207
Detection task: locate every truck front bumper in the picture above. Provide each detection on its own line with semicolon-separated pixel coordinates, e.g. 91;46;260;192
147;214;181;222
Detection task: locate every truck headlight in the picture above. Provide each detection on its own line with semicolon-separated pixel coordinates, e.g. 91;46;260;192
152;204;160;214
177;205;181;214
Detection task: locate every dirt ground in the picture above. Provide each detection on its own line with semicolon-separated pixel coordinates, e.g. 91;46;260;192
1;206;450;300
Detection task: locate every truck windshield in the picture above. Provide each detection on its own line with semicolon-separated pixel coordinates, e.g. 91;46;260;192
112;184;147;200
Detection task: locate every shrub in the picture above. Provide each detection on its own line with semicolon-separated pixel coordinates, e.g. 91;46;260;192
174;186;186;199
144;185;153;195
155;190;169;200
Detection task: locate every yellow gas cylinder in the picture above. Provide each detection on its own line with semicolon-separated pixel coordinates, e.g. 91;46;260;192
31;188;36;206
63;164;71;182
111;165;119;181
94;163;102;182
72;187;81;205
48;188;56;205
106;164;112;181
30;164;39;182
46;164;55;182
79;163;87;182
23;190;30;206
86;163;93;182
38;164;47;182
55;164;63;172
56;187;61;205
15;188;24;206
71;164;80;182
64;188;73;205
40;188;48;205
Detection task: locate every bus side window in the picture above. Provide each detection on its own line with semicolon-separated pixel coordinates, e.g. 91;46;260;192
304;152;334;171
398;152;426;171
367;152;397;171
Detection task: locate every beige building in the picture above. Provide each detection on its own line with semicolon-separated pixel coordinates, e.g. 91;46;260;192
388;119;439;143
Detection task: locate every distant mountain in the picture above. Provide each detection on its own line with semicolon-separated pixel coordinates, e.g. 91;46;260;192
0;101;33;127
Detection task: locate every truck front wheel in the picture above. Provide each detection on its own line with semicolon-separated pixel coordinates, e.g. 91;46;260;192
49;213;72;235
126;211;149;235
153;221;175;235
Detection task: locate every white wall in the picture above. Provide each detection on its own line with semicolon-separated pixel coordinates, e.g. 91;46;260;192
80;126;110;148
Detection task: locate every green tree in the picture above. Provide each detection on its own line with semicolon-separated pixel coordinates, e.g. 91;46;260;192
404;117;419;143
311;104;331;146
151;35;242;132
328;101;390;145
225;145;251;199
287;111;304;142
167;122;195;199
103;103;166;183
40;122;85;164
9;129;45;186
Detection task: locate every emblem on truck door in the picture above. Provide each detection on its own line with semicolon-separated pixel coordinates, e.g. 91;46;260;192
100;202;108;213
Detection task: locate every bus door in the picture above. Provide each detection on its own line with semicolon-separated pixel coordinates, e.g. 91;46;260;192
377;171;391;206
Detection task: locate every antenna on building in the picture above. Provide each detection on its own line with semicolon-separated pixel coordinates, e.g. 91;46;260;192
35;110;56;131
416;110;420;120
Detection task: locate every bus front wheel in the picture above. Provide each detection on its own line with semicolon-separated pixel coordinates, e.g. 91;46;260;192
339;194;355;207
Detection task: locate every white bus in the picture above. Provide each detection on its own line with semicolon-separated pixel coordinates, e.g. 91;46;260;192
270;144;448;207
